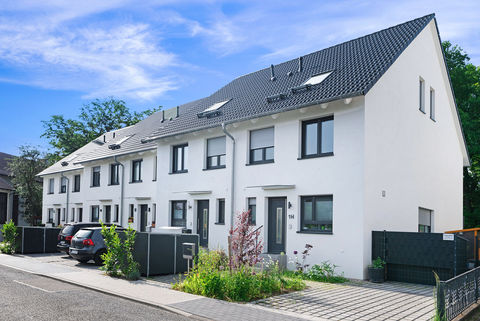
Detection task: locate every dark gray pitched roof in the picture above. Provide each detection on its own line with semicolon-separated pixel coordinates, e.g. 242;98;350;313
0;176;13;191
143;14;435;142
0;152;15;176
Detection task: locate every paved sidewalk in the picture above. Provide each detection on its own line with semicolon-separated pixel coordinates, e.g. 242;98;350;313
0;254;308;321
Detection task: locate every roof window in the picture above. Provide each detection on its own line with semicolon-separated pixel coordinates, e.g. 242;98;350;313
197;100;230;118
303;71;332;86
108;135;132;150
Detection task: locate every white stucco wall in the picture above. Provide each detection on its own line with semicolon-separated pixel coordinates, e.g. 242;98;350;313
363;20;465;277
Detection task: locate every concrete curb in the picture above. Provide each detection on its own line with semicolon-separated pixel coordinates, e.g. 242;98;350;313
0;261;209;321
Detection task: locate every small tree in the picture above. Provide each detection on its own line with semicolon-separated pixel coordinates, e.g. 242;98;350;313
229;210;263;269
0;220;18;254
7;146;48;225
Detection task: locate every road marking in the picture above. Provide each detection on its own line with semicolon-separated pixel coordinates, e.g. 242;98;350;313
13;280;55;293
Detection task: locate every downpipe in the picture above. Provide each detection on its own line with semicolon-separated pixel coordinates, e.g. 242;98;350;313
222;123;235;232
113;156;125;227
61;173;69;223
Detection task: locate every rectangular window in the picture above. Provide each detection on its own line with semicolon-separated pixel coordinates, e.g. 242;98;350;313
217;199;225;224
129;204;134;223
60;177;67;194
152;203;156;225
301;116;334;158
430;88;435;121
171;201;187;227
250;127;274;164
73;175;81;192
301;195;333;233
247;197;256;225
48;209;54;223
61;208;66;221
132;159;142;182
78;208;83;222
114;205;119;222
110;164;119;185
419;78;425;113
172;144;188;173
91;206;99;222
71;208;75;222
92;166;101;187
153;156;157;181
419;208;432;233
207;136;226;169
48;178;54;194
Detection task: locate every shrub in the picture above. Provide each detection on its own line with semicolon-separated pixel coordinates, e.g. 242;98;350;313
229;210;263;269
100;223;140;280
284;261;348;284
369;257;386;269
0;220;18;254
293;244;313;272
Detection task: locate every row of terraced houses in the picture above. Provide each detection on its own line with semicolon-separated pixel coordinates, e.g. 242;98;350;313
38;14;469;279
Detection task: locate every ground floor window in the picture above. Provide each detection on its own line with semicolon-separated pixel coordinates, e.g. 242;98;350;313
152;203;156;227
217;199;225;224
418;207;432;233
129;204;134;223
78;208;83;222
171;201;186;227
91;206;99;222
61;208;66;222
114;205;119;222
300;195;333;233
48;209;54;223
247;198;256;225
71;208;75;222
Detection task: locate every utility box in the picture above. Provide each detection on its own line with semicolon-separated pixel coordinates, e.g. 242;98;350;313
182;242;196;260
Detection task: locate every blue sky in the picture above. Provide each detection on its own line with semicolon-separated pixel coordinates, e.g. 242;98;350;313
1;0;479;156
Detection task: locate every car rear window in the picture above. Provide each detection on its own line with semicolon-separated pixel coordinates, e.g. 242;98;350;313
75;230;93;238
61;225;75;235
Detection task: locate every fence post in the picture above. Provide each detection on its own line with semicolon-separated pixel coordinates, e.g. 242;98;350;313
436;281;446;319
454;236;457;276
21;227;24;254
173;235;177;274
146;232;150;278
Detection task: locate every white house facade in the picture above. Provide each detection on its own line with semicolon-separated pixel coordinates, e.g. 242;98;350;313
38;14;469;279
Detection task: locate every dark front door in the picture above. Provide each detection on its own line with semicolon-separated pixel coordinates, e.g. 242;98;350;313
0;192;6;224
140;205;148;232
56;209;61;226
268;197;286;254
197;200;209;247
105;205;111;223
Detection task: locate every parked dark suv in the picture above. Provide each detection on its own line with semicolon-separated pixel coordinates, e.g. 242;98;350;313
57;223;106;254
69;227;123;265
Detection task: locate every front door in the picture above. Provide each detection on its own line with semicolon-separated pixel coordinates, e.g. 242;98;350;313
104;205;111;223
140;205;148;232
268;197;286;254
197;200;209;247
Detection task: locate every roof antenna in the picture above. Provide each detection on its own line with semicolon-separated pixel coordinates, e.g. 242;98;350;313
298;56;303;73
270;64;276;81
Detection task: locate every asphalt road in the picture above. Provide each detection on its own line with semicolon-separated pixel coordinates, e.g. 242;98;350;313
0;265;192;321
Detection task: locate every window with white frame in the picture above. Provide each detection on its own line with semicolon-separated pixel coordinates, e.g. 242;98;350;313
207;136;226;169
249;127;274;164
48;178;55;194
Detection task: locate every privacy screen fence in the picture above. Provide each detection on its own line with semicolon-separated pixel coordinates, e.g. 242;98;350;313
372;231;468;285
12;227;61;254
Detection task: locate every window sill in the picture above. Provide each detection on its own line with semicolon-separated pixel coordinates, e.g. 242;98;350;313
129;180;143;184
246;160;274;166
108;183;120;186
296;230;333;235
419;108;426;114
72;190;80;193
169;170;188;175
203;166;226;171
47;192;54;195
215;222;225;225
59;192;66;194
298;152;334;160
430;117;436;122
90;185;100;188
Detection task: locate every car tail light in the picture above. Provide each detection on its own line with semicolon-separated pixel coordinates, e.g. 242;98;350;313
82;239;94;246
65;236;73;241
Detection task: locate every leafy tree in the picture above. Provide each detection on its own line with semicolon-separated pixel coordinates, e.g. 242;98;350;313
41;98;160;162
442;41;480;227
7;146;48;225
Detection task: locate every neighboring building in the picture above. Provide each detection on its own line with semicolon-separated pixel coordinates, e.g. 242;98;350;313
0;152;28;226
38;14;469;279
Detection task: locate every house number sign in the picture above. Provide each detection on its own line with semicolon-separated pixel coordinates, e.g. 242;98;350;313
288;214;294;219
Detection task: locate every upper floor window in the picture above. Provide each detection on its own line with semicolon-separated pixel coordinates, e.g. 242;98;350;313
73;175;81;192
172;144;188;173
171;201;187;227
247;197;256;225
132;159;142;182
418;208;432;233
301;195;333;233
91;166;100;187
301;116;334;158
48;178;54;194
430;88;435;121
207;136;226;169
419;78;425;113
153;156;157;181
60;177;67;194
249;127;274;164
110;164;119;185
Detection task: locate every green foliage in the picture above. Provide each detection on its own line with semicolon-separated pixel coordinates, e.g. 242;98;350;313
284;261;348;284
42;98;161;162
6;146;48;225
100;222;140;280
369;257;386;269
0;220;18;254
173;249;305;302
442;41;480;228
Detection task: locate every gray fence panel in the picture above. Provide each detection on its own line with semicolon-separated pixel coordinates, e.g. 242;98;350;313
133;232;149;276
45;228;61;253
22;227;44;254
149;234;175;275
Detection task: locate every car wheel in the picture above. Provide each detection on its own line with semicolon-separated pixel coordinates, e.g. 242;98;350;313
94;250;106;266
77;258;90;264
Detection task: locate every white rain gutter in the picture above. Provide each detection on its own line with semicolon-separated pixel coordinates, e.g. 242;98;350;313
222;123;235;231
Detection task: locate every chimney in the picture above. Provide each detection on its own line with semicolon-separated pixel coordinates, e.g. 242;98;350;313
270;64;276;81
298;56;303;73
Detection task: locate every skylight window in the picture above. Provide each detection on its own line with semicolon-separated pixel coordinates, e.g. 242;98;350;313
303;71;332;86
197;99;230;118
116;135;132;145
